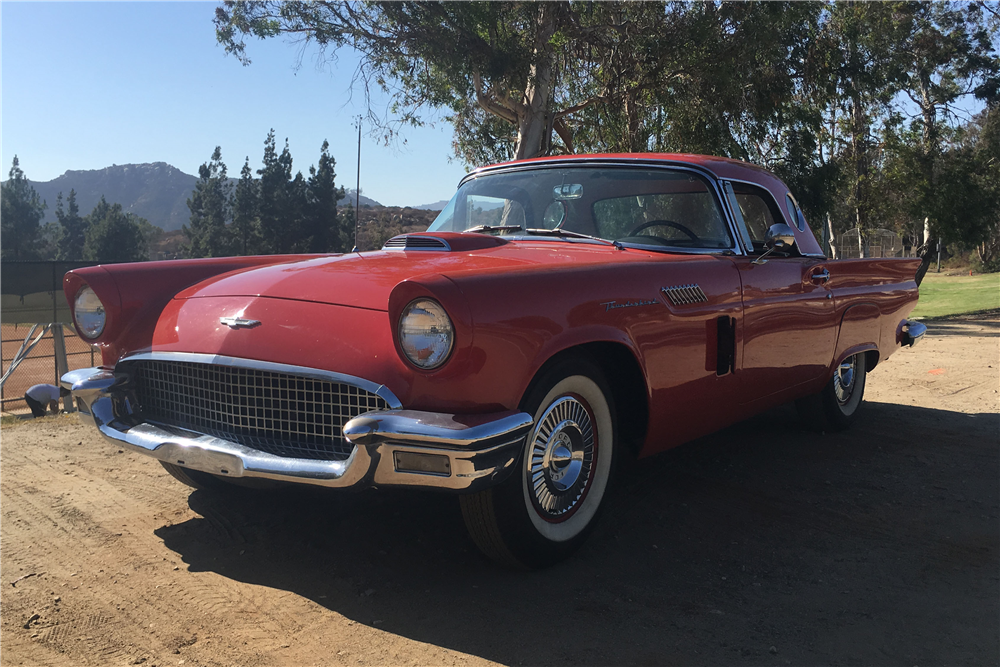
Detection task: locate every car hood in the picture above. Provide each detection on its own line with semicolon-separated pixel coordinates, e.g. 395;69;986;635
174;245;532;311
175;235;688;311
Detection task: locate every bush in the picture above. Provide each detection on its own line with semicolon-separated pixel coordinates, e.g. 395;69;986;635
971;255;1000;274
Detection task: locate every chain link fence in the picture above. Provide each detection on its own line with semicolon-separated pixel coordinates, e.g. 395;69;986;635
1;324;98;415
1;261;100;416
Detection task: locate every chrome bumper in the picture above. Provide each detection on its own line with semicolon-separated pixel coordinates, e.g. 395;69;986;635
901;319;927;347
61;368;532;493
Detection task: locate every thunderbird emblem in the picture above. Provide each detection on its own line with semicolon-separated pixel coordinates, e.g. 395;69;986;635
219;316;261;329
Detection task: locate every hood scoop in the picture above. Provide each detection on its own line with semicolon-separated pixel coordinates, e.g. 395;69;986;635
383;234;451;250
382;232;509;252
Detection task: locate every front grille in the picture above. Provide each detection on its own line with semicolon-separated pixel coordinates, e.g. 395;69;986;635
125;360;389;461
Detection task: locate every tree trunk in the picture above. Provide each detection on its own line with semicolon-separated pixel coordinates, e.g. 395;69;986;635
513;4;557;160
915;237;935;286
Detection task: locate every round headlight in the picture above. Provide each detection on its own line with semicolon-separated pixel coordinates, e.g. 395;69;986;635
398;299;454;369
74;286;106;339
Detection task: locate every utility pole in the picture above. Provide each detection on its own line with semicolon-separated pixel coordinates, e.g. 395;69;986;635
353;116;362;252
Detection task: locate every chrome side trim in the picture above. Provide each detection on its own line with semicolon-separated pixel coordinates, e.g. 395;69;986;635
901;320;927;347
116;351;403;410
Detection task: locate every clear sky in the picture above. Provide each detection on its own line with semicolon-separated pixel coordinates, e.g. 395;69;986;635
1;1;470;207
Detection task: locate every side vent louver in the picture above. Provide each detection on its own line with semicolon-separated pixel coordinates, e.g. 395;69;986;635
383;235;451;251
661;284;708;306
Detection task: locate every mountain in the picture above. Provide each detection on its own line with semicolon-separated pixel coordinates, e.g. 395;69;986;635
22;163;384;232
412;200;449;211
29;163;197;232
340;189;382;209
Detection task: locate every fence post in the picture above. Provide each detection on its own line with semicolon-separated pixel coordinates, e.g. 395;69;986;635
52;325;75;413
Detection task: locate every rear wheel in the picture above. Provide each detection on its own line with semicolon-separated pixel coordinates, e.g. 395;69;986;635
460;358;616;568
796;352;867;431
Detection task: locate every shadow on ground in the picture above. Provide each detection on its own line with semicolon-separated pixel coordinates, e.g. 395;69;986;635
156;402;998;665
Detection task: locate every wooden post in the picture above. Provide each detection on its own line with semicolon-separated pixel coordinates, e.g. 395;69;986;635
52;324;74;413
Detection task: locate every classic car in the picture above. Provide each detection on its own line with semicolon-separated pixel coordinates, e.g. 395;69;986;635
61;153;926;568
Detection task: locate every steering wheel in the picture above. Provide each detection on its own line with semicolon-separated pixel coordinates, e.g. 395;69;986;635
628;219;701;242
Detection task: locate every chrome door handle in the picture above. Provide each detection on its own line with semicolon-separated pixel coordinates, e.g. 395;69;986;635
811;269;830;282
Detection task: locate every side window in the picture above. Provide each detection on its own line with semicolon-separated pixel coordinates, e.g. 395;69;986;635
730;182;785;251
592;190;733;249
785;194;807;232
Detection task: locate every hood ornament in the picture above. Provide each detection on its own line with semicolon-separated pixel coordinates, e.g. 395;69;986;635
220;316;261;329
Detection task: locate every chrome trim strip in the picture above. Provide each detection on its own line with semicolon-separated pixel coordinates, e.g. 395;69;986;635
116;352;403;410
457;160;746;257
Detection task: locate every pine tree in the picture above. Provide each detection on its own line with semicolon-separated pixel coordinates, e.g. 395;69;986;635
257;130;292;254
231;156;260;255
184;147;233;258
1;156;47;260
55;189;88;260
305;140;347;253
83;196;149;263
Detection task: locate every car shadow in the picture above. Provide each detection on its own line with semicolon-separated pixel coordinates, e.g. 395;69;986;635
155;401;998;665
922;318;1000;337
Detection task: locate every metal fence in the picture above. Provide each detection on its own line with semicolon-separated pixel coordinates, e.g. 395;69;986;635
1;323;98;415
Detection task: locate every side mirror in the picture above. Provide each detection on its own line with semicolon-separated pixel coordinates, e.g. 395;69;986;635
764;223;796;250
754;223;797;265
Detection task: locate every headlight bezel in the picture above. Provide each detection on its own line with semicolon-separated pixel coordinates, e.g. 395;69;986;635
74;285;107;340
397;298;455;370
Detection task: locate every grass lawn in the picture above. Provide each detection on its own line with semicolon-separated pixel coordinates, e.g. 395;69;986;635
910;271;1000;319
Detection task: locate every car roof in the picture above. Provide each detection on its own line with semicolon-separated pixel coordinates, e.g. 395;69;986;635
472;152;779;183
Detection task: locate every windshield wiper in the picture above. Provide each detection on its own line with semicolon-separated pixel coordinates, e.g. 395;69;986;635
524;228;625;250
464;224;524;234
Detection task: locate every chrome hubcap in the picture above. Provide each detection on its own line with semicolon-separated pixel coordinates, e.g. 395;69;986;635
833;356;857;405
527;396;596;519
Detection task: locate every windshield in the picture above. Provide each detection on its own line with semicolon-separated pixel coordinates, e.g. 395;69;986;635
428;166;734;251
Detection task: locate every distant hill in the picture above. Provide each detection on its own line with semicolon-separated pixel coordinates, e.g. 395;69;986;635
412;200;449;211
340;189;383;210
28;163;197;232
21;163;384;232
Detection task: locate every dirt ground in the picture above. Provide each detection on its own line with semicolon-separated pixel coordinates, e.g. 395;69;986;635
2;316;997;667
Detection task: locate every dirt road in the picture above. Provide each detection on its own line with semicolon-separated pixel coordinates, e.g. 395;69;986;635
2;316;997;666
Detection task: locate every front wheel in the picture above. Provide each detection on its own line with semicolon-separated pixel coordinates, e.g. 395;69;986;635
796;352;868;431
460;358;616;568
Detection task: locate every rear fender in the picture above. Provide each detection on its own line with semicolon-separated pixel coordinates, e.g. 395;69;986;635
832;302;881;371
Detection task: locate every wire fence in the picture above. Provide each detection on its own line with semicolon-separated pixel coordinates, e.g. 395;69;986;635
1;323;98;415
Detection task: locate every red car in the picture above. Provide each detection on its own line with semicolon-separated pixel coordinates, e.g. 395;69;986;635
62;154;925;568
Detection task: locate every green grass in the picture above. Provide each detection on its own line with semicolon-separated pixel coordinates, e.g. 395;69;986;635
910;271;1000;319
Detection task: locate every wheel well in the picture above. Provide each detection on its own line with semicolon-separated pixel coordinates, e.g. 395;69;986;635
527;342;649;457
865;350;879;370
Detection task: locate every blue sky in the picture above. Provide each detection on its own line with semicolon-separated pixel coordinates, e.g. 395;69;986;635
1;1;469;207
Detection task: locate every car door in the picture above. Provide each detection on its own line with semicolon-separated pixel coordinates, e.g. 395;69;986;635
723;181;837;402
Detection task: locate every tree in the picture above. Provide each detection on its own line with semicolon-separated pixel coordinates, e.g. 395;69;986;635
184;146;233;258
54;189;88;260
83;196;149;263
1;156;46;260
305;140;347;253
231;156;260;255
257;130;293;254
